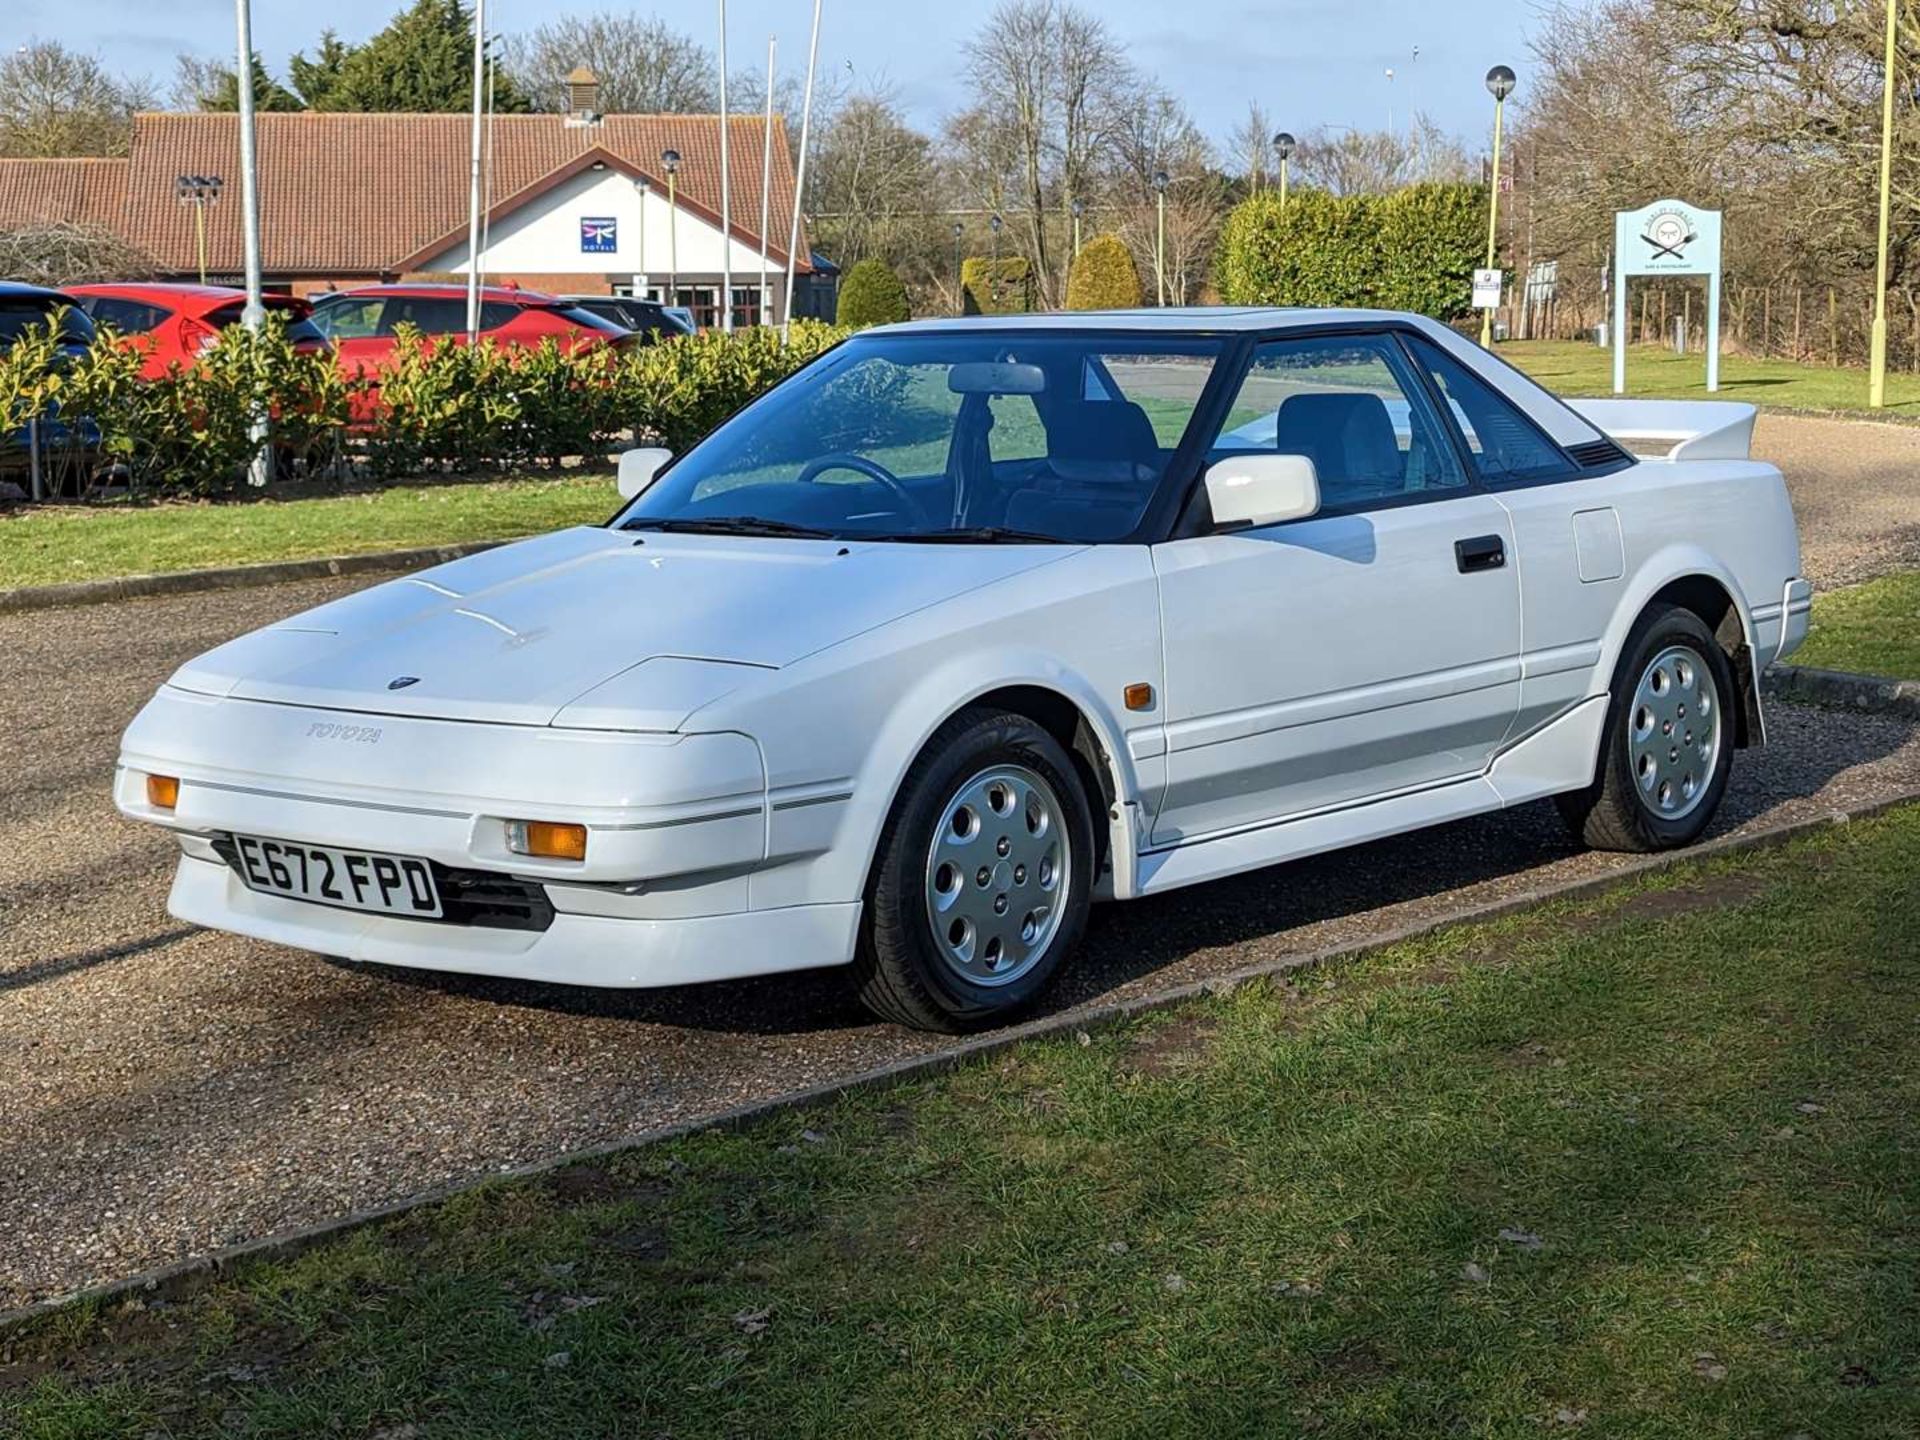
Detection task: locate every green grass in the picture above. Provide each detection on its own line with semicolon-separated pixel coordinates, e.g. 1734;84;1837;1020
0;474;620;590
1501;338;1920;413
8;806;1920;1438
1794;570;1920;679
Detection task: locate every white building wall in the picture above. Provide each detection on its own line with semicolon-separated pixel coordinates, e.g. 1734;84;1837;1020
426;168;778;281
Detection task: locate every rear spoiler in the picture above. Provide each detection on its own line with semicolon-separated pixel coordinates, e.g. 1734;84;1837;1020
1565;399;1757;462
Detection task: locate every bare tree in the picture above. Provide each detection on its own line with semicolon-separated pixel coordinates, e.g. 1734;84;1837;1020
0;41;153;158
947;0;1131;308
809;88;937;268
1293;125;1421;196
0;222;156;285
1106;85;1218;302
1229;100;1275;193
504;12;717;113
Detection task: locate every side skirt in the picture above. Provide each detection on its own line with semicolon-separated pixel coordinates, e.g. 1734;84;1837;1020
1122;696;1609;900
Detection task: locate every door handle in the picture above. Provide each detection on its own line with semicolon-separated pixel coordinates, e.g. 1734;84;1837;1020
1455;534;1506;573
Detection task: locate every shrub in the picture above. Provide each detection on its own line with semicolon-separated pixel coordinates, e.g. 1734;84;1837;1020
1375;183;1488;320
835;258;912;327
1215;182;1489;319
2;317;852;500
960;257;1033;315
1065;234;1143;310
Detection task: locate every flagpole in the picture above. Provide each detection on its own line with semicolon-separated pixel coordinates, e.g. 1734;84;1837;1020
758;35;775;326
234;0;268;487
464;0;486;340
718;0;733;334
782;0;822;338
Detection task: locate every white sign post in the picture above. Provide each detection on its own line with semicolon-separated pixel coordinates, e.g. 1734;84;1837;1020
1472;267;1504;313
1613;198;1723;394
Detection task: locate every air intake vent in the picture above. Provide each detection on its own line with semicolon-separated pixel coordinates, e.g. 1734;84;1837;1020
1567;437;1631;469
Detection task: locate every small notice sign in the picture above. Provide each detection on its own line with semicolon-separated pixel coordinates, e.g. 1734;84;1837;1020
1472;268;1504;309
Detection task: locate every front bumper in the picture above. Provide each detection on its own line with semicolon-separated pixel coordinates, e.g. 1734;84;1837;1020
167;852;860;987
117;686;861;986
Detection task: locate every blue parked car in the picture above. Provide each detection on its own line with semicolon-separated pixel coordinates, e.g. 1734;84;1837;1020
0;280;103;488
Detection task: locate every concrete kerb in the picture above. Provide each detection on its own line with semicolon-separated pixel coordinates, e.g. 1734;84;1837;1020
0;542;505;615
4;782;1916;1335
1764;663;1920;720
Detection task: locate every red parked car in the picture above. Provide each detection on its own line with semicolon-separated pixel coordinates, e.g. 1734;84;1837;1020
304;284;634;378
67;283;329;380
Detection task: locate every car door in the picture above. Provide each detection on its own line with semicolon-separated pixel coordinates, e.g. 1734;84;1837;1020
312;295;392;378
1149;330;1523;845
1401;333;1631;743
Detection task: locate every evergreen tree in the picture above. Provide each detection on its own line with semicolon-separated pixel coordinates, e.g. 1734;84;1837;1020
288;32;352;111
319;0;528;113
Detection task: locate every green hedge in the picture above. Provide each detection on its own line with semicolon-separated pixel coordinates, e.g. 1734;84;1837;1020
1216;182;1490;319
1;315;849;498
961;256;1033;315
835;258;912;327
1065;234;1143;310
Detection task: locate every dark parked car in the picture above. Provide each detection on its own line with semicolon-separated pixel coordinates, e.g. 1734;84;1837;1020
559;294;695;342
0;281;100;485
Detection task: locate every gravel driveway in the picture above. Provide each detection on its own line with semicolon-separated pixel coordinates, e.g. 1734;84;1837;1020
1753;411;1920;587
6;417;1920;1312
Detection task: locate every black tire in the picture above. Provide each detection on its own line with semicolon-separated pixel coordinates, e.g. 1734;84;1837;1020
852;706;1096;1031
1556;603;1736;852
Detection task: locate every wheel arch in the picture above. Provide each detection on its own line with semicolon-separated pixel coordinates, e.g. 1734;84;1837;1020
854;667;1142;902
1603;553;1762;748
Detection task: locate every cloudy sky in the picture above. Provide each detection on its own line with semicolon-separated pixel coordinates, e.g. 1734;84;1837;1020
14;0;1540;145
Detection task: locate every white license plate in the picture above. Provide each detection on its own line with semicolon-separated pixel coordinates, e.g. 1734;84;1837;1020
231;834;443;918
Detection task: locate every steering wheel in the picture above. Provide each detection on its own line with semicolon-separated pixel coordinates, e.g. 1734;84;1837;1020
795;452;927;522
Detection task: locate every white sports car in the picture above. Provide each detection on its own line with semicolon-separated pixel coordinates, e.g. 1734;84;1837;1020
116;309;1810;1030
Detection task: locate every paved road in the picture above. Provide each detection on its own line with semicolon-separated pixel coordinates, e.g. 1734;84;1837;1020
4;572;1919;1311
1751;412;1920;588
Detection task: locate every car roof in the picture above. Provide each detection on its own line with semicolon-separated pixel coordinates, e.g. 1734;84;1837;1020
67;281;307;312
0;280;75;301
869;306;1436;337
318;283;560;305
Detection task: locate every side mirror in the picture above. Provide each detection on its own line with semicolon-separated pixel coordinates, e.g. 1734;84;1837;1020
1204;453;1321;529
617;445;672;499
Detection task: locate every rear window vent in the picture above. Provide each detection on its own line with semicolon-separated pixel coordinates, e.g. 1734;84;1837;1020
1567;437;1632;469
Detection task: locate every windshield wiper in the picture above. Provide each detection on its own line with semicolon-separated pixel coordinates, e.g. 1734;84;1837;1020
623;516;838;540
862;526;1067;545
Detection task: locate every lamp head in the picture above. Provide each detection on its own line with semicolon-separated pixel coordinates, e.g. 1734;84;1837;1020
1485;65;1516;101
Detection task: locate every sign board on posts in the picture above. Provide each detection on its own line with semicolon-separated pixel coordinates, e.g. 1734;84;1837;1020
1472;268;1504;310
1613;198;1723;393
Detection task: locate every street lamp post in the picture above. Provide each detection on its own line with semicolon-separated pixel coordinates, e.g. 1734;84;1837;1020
1479;65;1516;348
1153;169;1169;305
1271;133;1293;209
174;175;223;284
662;147;681;316
1870;0;1900;407
1072;199;1085;259
952;220;965;314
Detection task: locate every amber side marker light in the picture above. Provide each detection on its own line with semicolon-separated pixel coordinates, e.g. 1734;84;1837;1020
1124;682;1155;711
146;774;180;810
508;820;588;861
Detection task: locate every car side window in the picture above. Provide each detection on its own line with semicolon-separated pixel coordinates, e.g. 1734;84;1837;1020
313;298;384;341
1406;336;1570;484
85;297;170;334
1214;334;1465;511
381;297;467;336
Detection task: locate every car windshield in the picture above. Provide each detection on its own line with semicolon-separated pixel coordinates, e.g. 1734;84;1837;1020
614;332;1225;542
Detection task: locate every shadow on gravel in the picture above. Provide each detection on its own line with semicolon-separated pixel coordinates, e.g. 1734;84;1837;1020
0;927;198;994
332;704;1908;1039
